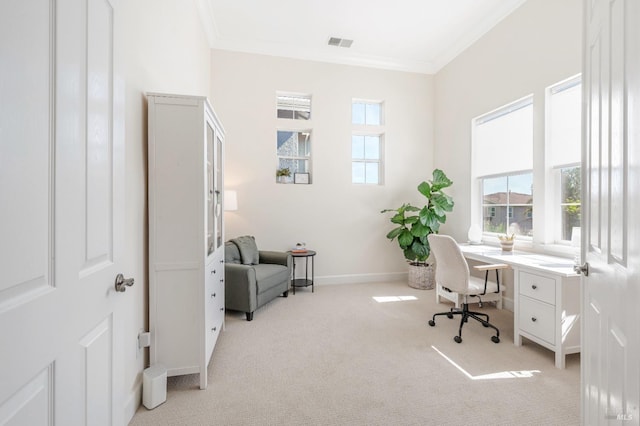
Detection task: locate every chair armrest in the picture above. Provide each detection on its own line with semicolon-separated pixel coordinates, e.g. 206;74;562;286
225;263;256;281
224;263;257;312
259;251;291;268
473;263;509;271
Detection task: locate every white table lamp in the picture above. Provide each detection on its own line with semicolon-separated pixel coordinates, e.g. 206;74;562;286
224;190;238;211
468;224;482;244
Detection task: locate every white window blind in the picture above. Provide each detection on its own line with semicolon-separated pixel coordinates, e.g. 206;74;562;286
548;77;581;167
473;97;533;177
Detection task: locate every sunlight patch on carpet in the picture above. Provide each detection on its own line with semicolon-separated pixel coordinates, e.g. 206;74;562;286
431;345;541;380
373;296;418;303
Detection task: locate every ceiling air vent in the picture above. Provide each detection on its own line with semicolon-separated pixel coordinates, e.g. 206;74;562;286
328;37;353;48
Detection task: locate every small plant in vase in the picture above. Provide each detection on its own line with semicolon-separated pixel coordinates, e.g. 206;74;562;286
276;167;291;183
499;233;515;251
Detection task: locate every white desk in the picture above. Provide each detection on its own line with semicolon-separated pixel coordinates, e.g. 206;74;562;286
459;244;581;369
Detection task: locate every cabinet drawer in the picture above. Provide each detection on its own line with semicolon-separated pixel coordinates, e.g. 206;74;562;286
212;278;225;322
519;271;556;305
206;262;222;284
519;296;555;345
205;318;221;362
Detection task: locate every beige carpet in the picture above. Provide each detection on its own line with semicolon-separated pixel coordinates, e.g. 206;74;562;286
129;281;580;426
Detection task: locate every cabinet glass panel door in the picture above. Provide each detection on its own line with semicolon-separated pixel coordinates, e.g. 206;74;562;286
215;134;223;249
206;122;215;255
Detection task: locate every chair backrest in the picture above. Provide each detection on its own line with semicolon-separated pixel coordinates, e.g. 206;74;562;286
427;234;470;293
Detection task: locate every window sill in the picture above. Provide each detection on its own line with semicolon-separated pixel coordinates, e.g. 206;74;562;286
537;243;577;260
479;236;576;260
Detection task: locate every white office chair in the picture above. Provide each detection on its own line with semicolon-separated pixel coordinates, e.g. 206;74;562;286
427;234;508;343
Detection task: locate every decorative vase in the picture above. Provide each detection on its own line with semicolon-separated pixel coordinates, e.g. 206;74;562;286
500;240;514;252
408;262;435;290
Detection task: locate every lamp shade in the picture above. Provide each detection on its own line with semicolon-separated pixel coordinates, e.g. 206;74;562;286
224;190;238;211
468;225;482;244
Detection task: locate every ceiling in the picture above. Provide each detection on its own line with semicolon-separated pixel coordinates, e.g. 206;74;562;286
197;0;527;74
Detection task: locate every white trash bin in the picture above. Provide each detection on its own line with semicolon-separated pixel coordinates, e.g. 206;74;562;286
142;364;167;409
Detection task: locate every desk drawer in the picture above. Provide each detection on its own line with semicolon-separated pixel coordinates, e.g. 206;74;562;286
519;296;555;345
519;271;556;305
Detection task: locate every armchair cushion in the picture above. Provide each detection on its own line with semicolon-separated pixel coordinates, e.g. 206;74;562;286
254;264;291;295
229;235;259;265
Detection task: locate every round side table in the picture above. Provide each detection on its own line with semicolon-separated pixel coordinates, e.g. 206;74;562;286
289;250;316;294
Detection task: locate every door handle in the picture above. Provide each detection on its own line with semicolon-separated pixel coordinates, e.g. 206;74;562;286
574;263;589;276
115;274;135;292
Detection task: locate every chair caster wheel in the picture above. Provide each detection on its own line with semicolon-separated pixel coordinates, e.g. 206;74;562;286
491;336;500;344
428;320;436;327
446;313;453;319
482;322;489;327
454;336;462;343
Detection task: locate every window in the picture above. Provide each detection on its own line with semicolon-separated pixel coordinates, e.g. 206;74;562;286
276;92;313;183
482;172;533;235
352;134;381;184
560;166;581;241
352;100;384;184
547;75;582;242
473;96;533;237
277;94;311;120
352;101;382;125
471;75;582;248
277;130;311;182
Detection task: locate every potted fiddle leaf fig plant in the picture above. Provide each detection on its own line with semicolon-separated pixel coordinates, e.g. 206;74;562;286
381;169;454;289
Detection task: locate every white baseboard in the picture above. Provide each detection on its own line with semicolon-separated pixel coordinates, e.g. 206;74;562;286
315;272;407;285
313;274;515;313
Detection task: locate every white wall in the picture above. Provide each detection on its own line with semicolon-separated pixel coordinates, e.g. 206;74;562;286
433;0;582;305
118;0;212;419
210;50;435;283
433;0;582;242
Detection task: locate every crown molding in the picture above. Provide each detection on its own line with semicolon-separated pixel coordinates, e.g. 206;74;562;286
211;38;437;74
199;0;526;75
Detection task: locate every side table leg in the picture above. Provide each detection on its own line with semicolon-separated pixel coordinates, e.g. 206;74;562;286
292;257;296;295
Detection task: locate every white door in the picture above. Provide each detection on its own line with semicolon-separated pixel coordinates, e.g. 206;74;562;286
582;0;640;423
0;0;125;424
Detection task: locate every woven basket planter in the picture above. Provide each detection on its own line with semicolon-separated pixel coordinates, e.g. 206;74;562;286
408;262;435;290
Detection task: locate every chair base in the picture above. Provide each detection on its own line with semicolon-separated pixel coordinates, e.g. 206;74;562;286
428;303;500;343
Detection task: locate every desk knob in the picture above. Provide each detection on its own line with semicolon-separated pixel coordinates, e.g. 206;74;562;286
531;284;537;290
531;317;537;322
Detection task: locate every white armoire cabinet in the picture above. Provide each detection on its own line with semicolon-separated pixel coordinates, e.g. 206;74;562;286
147;93;225;390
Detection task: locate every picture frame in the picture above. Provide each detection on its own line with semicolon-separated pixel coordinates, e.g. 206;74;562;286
294;172;310;184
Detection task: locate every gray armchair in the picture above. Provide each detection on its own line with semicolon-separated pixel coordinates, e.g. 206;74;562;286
224;237;291;321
